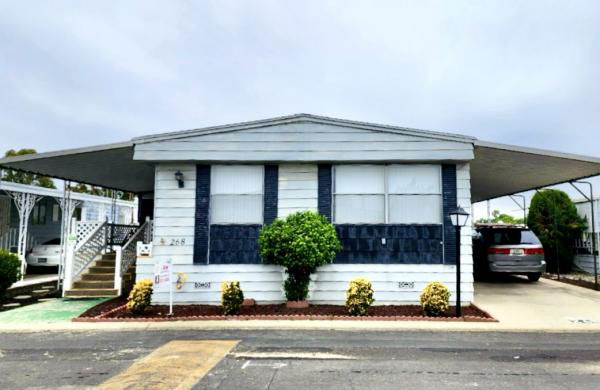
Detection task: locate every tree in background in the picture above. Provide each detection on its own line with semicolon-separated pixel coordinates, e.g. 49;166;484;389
69;183;134;201
1;149;56;188
527;189;587;273
475;210;524;225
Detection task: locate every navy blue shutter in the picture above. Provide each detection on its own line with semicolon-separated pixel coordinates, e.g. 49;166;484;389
442;164;458;264
193;165;211;264
318;164;333;220
263;165;279;224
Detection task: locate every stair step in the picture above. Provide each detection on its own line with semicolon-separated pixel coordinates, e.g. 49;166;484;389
82;273;114;281
73;281;114;289
88;266;116;274
13;295;32;301
102;253;116;260
64;288;118;298
2;303;21;308
32;289;51;297
96;260;116;267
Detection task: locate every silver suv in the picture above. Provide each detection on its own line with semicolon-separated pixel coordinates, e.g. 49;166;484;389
473;224;546;282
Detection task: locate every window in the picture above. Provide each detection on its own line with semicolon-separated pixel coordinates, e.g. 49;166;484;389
32;204;47;225
52;204;60;222
210;165;264;224
334;164;442;224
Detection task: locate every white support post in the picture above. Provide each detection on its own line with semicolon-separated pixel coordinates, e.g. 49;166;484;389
114;246;123;296
6;191;41;280
62;237;75;295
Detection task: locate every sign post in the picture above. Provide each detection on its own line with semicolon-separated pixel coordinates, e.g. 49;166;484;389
154;258;173;316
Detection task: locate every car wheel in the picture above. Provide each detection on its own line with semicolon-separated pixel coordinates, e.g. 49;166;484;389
527;273;541;282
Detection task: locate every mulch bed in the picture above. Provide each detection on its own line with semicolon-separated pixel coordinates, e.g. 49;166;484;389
74;297;496;322
543;274;600;291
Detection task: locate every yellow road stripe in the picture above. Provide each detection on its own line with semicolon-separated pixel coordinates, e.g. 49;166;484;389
98;340;239;390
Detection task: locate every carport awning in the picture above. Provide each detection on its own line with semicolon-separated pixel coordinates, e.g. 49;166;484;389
471;141;600;202
0;142;155;193
0;139;599;200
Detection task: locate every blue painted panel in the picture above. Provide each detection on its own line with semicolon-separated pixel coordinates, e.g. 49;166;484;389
263;165;278;224
318;164;332;221
209;225;261;264
334;224;443;264
193;165;210;264
442;164;457;264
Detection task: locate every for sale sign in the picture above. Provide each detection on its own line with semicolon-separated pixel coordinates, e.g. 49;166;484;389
153;258;173;315
154;259;172;292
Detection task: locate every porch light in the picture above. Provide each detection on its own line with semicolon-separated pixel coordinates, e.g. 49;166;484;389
449;207;469;227
174;171;184;188
448;206;470;317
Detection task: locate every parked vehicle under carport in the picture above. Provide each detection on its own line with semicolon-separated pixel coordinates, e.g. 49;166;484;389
473;224;546;282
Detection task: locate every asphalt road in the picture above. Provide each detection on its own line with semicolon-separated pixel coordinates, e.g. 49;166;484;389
1;329;599;389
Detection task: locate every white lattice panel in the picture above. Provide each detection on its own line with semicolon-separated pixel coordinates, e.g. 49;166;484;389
76;222;104;244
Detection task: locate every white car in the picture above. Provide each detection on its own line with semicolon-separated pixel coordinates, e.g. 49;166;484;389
26;238;61;267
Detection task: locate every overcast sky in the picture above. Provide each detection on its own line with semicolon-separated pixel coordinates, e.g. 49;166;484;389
1;1;599;215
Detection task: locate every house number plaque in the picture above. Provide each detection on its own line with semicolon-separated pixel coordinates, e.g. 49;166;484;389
194;282;211;289
398;282;415;289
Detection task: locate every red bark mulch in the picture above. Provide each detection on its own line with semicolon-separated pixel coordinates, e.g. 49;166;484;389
75;297;496;322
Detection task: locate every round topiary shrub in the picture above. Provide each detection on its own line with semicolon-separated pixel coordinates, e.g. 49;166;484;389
0;250;21;298
127;279;154;315
259;211;342;302
221;280;244;315
420;281;450;317
345;278;375;316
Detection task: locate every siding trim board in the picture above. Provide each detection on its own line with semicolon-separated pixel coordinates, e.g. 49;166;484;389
442;164;458;264
193;165;211;264
263;165;279;224
318;164;333;220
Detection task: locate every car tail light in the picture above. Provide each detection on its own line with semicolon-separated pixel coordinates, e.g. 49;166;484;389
487;248;510;255
524;248;544;255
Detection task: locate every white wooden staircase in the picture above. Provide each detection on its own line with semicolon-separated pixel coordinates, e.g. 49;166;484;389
64;253;122;298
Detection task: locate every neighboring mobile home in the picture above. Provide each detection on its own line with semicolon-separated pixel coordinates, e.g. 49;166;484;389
0;180;138;253
2;114;600;304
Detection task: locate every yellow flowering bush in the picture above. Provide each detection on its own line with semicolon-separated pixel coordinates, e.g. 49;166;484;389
345;278;375;316
127;279;153;315
420;282;450;317
221;280;244;315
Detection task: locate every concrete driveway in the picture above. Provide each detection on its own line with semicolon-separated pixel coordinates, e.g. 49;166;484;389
475;276;600;331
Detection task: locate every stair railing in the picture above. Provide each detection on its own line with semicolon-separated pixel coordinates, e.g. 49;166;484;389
114;218;152;296
63;222;108;294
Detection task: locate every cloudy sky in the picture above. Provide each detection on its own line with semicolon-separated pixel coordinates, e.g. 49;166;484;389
1;1;599;216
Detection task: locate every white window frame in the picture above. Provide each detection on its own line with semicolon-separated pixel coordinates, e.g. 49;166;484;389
333;164;443;225
209;165;265;225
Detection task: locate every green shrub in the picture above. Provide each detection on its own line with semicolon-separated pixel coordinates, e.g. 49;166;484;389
127;279;153;315
420;282;450;317
345;278;375;316
259;211;342;301
0;250;21;298
221;280;244;315
528;189;587;273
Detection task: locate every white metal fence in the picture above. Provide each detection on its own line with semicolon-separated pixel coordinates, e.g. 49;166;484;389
0;228;37;252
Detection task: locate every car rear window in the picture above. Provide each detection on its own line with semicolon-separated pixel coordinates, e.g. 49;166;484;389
485;230;541;245
43;238;61;245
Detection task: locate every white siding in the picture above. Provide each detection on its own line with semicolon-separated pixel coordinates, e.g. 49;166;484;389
134;122;474;162
278;164;318;218
136;163;196;299
139;162;475;305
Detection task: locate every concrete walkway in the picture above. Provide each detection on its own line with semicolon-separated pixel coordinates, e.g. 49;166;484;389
474;276;600;329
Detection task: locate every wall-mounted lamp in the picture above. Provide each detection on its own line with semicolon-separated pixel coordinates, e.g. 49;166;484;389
174;171;184;188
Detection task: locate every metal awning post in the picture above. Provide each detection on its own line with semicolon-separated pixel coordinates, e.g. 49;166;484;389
6;191;41;280
569;181;598;290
